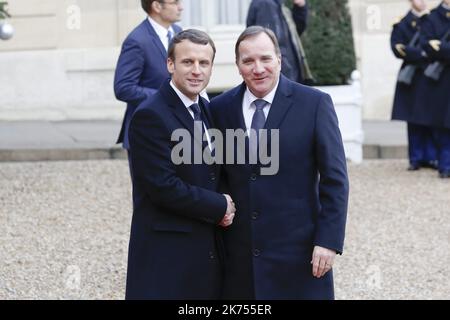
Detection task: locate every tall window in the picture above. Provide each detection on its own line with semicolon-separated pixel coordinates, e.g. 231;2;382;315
180;0;205;27
181;0;252;29
217;0;252;25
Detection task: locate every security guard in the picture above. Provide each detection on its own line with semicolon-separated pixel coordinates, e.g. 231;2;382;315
391;0;438;171
415;0;450;178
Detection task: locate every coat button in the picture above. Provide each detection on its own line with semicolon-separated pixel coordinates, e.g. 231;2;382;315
253;249;260;257
209;251;215;259
210;173;216;181
250;173;257;181
251;212;259;220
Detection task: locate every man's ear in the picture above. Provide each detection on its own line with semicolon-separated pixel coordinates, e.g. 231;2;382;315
167;58;175;74
151;1;162;14
235;60;242;75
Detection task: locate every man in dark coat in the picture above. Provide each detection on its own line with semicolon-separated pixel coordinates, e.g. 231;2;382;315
391;0;438;171
247;0;308;84
414;0;450;177
126;30;236;299
211;26;349;300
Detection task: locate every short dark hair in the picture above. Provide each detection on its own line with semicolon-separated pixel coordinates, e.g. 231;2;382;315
141;0;159;14
235;26;281;61
168;29;216;62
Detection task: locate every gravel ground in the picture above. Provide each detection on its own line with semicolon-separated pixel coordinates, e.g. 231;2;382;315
0;159;448;300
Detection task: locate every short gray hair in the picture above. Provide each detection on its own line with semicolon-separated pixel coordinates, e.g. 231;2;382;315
235;26;281;61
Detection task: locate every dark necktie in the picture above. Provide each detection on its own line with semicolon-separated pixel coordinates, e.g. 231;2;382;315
190;103;202;122
167;30;173;47
190;103;213;154
250;99;267;161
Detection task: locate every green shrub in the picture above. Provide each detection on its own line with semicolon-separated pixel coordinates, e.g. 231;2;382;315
288;0;357;85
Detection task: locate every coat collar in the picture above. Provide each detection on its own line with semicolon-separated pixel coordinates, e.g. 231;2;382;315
230;75;294;130
159;80;212;147
228;75;294;170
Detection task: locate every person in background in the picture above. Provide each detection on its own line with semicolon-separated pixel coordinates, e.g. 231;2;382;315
415;0;450;178
114;0;183;172
247;0;311;84
391;0;438;171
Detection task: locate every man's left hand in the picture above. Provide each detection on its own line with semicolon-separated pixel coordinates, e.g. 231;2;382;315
311;246;336;278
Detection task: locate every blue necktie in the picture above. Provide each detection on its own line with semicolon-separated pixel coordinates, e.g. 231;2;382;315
250;99;267;161
167;30;173;47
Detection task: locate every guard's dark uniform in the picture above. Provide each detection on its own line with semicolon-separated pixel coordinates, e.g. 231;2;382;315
391;10;437;170
414;3;450;177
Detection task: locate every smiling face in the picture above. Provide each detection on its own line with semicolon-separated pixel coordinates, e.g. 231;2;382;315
167;39;214;101
236;32;282;98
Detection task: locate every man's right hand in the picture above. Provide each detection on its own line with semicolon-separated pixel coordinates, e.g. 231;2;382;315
219;194;236;227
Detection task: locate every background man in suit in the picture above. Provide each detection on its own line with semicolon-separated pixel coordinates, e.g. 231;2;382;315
126;29;236;299
211;26;349;299
114;0;183;161
247;0;308;84
391;0;438;171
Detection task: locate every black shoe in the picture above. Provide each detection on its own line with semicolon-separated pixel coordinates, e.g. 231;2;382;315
421;160;439;170
408;164;420;171
439;171;450;179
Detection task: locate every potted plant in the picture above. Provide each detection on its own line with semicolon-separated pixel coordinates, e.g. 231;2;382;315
288;0;363;163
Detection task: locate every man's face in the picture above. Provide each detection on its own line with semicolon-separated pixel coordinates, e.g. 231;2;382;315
157;0;183;24
236;33;281;98
411;0;427;12
168;40;214;101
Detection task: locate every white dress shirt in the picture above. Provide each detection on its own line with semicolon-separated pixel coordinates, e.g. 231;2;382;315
170;81;213;151
148;16;175;51
242;79;280;137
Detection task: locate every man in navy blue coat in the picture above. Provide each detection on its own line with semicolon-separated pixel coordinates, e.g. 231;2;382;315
211;26;349;300
391;0;438;171
126;30;236;299
247;0;308;84
114;0;183;153
415;0;450;178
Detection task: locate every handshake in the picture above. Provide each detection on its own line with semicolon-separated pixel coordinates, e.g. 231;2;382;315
219;194;236;227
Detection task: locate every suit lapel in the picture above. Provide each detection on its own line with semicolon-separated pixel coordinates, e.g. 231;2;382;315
160;81;194;134
160;81;206;150
199;97;212;129
230;83;247;131
260;76;294;169
264;76;294;131
228;83;251;169
143;19;168;60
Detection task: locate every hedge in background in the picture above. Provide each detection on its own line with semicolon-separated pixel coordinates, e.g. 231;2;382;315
287;0;357;85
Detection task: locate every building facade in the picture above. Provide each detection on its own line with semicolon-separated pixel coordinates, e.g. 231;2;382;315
0;0;441;120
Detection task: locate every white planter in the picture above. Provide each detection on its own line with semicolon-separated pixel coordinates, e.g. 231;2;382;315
315;71;364;164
